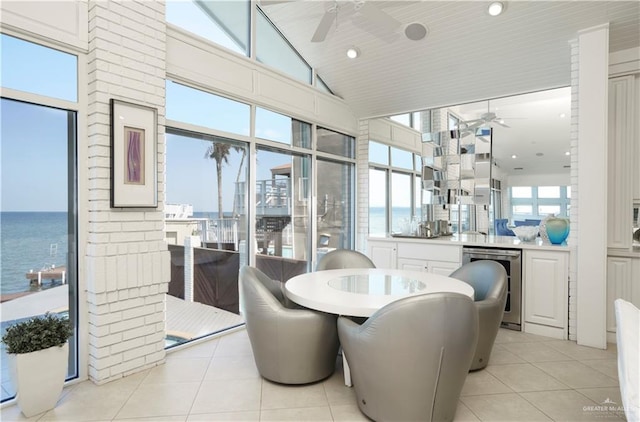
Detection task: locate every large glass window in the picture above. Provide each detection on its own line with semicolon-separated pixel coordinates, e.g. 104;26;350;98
369;141;389;165
317;127;354;158
369;168;387;237
1;34;78;403
1;99;78;402
255;148;311;281
391;172;412;234
255;8;312;84
368;142;421;236
166;0;250;56
317;159;354;255
165;130;248;347
166;81;250;136
1;34;77;102
255;107;311;148
510;185;570;221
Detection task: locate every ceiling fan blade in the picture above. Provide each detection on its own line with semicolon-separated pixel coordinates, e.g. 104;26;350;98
494;120;511;128
311;10;337;42
258;0;296;5
357;2;401;33
462;120;483;130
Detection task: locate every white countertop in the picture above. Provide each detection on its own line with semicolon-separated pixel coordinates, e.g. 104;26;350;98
371;233;571;251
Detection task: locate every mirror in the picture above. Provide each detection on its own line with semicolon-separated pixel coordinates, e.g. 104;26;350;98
420;87;571;234
450;87;571;185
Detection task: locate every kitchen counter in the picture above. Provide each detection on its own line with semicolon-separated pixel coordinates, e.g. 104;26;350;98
372;233;571;251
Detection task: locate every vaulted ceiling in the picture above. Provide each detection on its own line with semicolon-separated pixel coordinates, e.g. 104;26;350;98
260;1;640;119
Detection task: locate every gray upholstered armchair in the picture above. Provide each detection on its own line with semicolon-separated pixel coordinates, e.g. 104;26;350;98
338;293;478;422
239;266;340;384
316;249;376;271
450;260;508;370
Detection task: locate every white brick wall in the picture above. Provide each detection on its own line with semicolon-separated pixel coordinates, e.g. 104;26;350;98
86;0;170;383
569;39;579;341
356;119;370;252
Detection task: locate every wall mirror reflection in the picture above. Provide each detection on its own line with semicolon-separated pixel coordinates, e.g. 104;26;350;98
417;87;571;235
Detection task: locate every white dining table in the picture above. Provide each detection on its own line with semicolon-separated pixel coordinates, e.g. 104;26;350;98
284;268;475;385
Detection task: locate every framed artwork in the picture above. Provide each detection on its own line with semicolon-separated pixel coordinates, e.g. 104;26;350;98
110;99;158;208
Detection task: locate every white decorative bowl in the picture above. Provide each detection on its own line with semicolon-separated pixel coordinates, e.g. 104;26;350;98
512;226;539;242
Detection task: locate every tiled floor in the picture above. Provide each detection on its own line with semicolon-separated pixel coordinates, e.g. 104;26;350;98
0;328;626;421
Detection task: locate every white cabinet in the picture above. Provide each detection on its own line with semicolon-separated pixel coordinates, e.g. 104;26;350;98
367;239;461;275
606;256;640;342
368;240;397;269
523;249;569;338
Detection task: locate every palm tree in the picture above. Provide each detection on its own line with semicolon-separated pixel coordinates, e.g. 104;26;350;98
205;142;230;219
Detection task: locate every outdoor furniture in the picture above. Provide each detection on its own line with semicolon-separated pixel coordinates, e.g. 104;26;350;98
338;293;478;422
316;249;375;271
239;266;339;384
450;260;508;370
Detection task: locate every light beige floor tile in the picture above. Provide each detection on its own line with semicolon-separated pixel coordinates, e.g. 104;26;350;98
116;416;187;421
545;340;618;360
500;341;574;363
487;346;526;365
190;379;262;414
0;404;43;421
461;369;513;396
261;380;329;410
187;411;260;421
329;404;369;422
40;377;142;421
580;359;619;380
577;387;624;408
114;382;200;419
260;406;333;421
486;363;570;392
167;339;219;360
454;401;480;421
214;331;253;357
533;361;619;389
577;387;627;420
521;390;625;421
461;393;552;421
322;369;357;406
142;358;210;385
495;329;549;344
204;354;260;381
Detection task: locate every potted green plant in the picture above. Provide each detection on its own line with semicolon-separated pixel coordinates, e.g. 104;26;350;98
1;313;72;417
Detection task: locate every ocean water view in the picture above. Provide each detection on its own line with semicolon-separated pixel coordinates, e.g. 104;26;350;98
370;206;414;236
0;212;69;295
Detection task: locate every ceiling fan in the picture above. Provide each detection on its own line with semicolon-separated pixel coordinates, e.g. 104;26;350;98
311;0;403;43
461;112;511;132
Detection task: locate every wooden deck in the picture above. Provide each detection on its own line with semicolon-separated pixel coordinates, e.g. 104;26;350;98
165;294;244;339
25;266;67;284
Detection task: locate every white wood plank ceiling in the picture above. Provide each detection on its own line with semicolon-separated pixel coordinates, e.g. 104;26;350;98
259;1;640;119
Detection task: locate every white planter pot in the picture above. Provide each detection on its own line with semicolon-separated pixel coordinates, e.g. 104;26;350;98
8;343;69;417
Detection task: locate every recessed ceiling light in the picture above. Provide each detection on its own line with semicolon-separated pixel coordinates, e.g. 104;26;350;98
346;47;360;59
559;113;566;118
565;151;570;156
511;154;517;159
488;2;505;16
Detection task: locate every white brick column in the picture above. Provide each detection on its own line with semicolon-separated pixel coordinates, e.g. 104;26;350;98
86;0;170;383
356;119;369;253
568;39;579;341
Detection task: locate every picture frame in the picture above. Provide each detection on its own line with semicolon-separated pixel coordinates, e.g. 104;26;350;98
110;99;158;208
